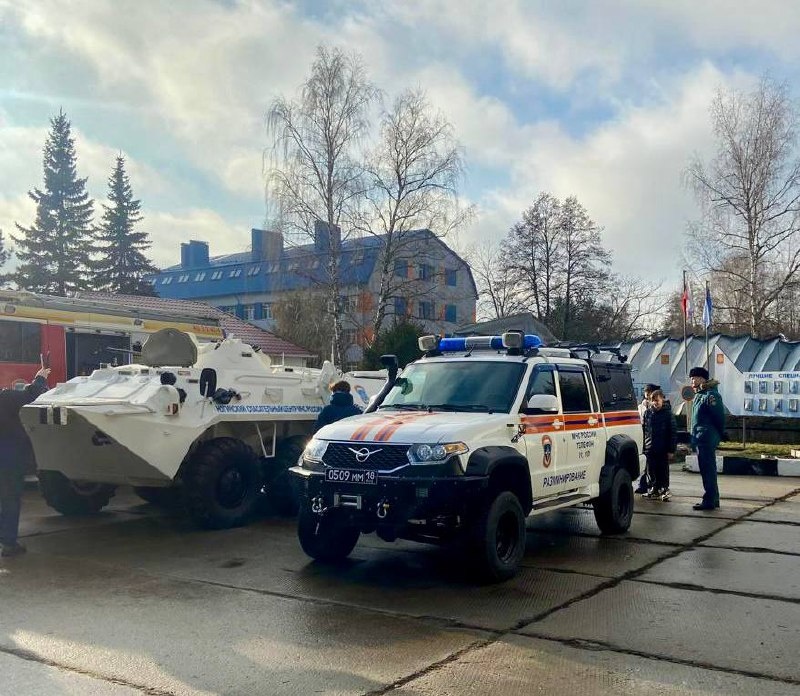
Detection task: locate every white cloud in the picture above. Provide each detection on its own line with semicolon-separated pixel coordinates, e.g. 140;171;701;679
145;208;250;268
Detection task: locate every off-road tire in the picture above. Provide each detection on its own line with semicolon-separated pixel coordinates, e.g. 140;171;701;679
181;438;263;529
470;490;526;582
592;467;634;534
134;486;179;508
266;437;305;516
38;471;116;515
297;506;360;562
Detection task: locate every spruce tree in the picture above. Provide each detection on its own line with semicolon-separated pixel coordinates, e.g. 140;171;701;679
92;154;157;294
0;230;11;286
13;110;94;295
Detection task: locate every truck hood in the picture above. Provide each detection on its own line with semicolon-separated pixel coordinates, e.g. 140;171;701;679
316;410;509;444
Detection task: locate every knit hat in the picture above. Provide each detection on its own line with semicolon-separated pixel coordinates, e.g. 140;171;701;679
689;367;709;380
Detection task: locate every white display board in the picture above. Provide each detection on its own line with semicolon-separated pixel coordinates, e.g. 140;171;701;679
742;372;800;417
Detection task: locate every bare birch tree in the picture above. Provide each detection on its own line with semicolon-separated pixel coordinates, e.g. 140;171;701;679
265;47;377;364
356;89;470;339
468;239;525;320
686;77;800;337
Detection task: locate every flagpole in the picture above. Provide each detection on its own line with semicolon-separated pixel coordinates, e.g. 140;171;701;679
705;280;710;375
683;270;688;378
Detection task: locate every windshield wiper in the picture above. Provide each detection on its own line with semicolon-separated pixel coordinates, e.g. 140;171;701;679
378;403;426;411
425;404;491;412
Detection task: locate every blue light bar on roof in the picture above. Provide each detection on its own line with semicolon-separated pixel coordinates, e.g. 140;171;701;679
438;335;542;352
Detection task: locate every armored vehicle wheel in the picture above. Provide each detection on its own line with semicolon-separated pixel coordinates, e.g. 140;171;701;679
593;467;634;534
38;471;116;515
134;486;179;507
471;490;526;582
181;438;263;529
267;437;305;516
297;507;360;562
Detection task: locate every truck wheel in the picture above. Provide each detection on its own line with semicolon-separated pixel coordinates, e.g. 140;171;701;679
134;486;178;508
266;437;305;516
38;471;116;515
297;507;360;562
181;438;263;529
592;467;634;534
471;490;526;582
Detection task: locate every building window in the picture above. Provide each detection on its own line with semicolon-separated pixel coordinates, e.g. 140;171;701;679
261;303;273;320
161;276;173;285
445;269;457;286
418;300;434;320
247;266;261;276
228;268;242;278
394;260;408;278
418;264;434;281
394;297;407;317
244;305;256;321
340;295;358;313
211;270;223;280
218;305;235;315
342;328;359;346
445;304;457;323
194;272;206;282
178;274;190;283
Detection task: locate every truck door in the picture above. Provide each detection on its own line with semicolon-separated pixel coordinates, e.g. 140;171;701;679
555;365;604;494
520;365;565;499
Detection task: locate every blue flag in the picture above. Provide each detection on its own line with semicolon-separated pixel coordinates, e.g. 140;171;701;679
702;286;713;328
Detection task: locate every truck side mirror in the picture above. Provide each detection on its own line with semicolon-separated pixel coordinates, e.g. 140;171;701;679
523;394;559;414
199;368;217;398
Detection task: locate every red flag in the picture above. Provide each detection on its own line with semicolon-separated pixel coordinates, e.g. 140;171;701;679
681;285;688;318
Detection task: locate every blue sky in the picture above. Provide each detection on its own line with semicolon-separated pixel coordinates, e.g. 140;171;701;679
2;0;800;284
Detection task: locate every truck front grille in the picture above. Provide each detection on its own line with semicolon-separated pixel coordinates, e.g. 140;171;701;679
323;443;410;471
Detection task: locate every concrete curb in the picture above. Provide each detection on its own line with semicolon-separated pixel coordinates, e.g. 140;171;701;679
683;454;800;476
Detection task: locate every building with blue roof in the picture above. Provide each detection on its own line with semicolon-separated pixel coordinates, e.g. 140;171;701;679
148;223;477;365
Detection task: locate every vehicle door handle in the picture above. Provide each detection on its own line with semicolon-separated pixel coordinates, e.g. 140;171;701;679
588;417;598;426
552;419;563;429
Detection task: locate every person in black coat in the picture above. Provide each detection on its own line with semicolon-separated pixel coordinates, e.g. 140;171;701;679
0;368;50;558
315;380;362;432
642;389;677;501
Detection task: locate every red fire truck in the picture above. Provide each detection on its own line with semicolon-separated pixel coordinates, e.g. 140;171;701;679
0;291;224;388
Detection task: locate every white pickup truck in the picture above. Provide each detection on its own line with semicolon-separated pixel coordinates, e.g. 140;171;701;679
290;332;644;581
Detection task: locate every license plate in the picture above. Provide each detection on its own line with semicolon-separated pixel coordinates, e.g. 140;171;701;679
325;468;378;485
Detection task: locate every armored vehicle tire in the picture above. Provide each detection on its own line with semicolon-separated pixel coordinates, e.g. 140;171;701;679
592;467;634;534
297;507;360;562
181;438;263;529
470;490;526;582
134;486;179;508
267;437;305;517
38;471;116;516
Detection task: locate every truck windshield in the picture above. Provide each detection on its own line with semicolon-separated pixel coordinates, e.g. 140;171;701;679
381;361;527;414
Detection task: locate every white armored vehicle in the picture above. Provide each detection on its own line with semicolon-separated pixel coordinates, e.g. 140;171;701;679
21;329;385;529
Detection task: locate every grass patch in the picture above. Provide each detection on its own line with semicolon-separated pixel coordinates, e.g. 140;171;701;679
718;441;797;459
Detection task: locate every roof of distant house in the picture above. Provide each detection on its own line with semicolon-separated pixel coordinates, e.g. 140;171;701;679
76;292;314;358
149;229;477;300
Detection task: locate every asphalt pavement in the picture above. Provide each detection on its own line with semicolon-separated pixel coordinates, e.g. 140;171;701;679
1;469;799;695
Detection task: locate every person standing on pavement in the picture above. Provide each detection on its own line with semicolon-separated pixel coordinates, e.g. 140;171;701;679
689;367;725;511
642;389;677;501
635;384;660;494
0;368;50;558
315;380;362;432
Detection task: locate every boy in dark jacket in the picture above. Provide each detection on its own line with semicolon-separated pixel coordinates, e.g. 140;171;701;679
0;368;50;557
642;389;677;501
315;380;362;432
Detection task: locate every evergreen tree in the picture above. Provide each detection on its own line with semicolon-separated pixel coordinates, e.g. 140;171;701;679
92;154;157;294
0;230;11;286
13;110;94;295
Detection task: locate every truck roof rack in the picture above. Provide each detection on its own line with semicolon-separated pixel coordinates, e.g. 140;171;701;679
553;342;629;363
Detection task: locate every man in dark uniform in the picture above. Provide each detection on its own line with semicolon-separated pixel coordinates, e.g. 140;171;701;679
689;367;725;511
0;368;50;557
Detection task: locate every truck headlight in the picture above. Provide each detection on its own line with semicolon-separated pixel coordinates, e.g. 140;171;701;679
408;442;468;464
303;438;328;464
